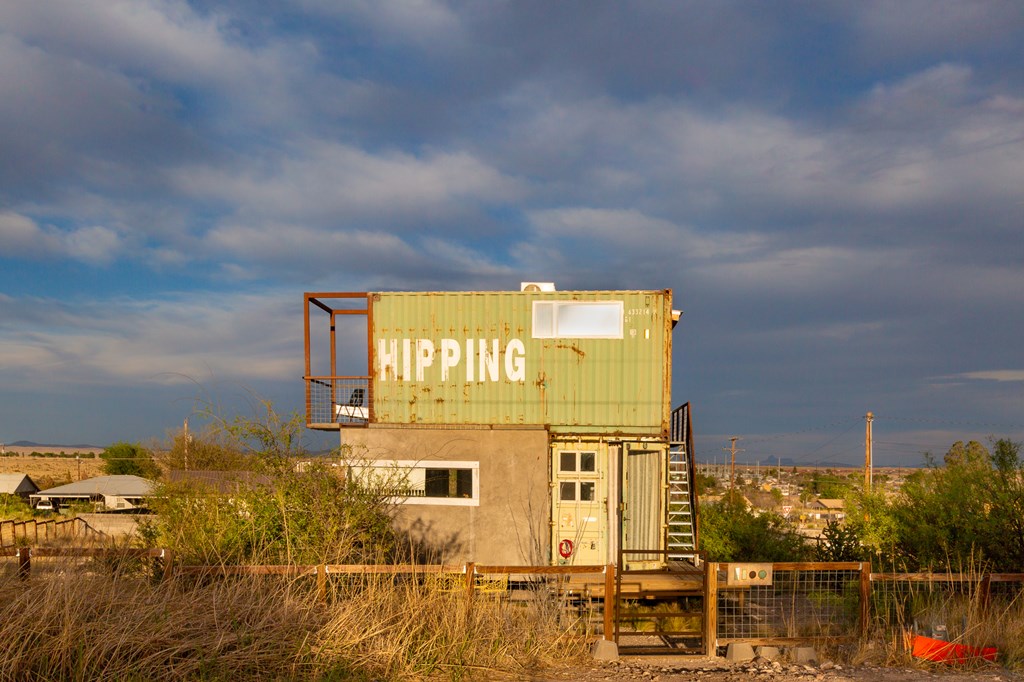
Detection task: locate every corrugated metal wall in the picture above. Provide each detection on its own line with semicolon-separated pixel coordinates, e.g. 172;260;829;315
369;290;671;432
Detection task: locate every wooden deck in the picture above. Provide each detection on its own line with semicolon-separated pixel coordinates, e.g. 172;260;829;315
564;561;704;599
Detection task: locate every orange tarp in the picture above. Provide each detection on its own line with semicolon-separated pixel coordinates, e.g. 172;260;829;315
911;635;997;664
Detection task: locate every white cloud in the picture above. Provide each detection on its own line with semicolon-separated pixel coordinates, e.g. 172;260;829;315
0;1;267;88
0;212;122;264
417;237;517;279
526;207;765;260
850;1;1024;58
204;222;415;270
297;0;462;45
862;63;974;116
956;370;1024;383
176;141;522;229
61;225;122;265
498;61;1024;226
0;212;56;256
0;291;302;386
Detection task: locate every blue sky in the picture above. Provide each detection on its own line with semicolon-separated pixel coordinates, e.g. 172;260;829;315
1;1;1023;466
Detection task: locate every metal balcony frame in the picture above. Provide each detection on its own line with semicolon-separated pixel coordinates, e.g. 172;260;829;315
304;292;373;428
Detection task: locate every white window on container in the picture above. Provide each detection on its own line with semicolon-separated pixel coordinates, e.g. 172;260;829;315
532;301;623;339
533;301;555;337
353;460;480;507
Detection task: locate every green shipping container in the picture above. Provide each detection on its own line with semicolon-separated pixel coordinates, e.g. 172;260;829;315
369;290;673;434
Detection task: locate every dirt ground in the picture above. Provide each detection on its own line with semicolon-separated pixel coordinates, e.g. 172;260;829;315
0;454;105;487
535;655;1024;682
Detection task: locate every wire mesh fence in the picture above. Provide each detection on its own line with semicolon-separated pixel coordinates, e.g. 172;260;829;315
716;562;864;643
869;572;1024;643
305;376;371;425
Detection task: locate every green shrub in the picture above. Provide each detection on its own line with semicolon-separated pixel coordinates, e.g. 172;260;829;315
147;402;397;565
699;492;810;562
101;442;160;478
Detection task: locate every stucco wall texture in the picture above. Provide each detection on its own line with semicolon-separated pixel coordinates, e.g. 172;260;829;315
342;427;550;565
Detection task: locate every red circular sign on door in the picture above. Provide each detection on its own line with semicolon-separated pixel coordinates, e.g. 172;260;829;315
558;539;574;558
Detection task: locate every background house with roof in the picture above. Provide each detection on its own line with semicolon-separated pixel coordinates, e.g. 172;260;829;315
806;497;846;521
0;473;40;500
30;475;155;513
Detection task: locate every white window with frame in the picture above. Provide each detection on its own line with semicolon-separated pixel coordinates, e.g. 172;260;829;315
557;450;599;502
532;301;623;339
353;459;480;507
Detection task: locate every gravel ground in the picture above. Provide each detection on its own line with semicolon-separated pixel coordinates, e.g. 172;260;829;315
531;655;1024;682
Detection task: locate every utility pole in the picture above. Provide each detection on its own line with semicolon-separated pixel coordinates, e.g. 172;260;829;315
864;412;874;492
724;437;743;496
183;417;190;471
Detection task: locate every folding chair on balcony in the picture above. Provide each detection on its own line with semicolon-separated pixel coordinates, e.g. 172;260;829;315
335;387;368;420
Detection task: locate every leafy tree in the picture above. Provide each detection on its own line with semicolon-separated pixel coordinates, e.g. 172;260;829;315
869;439;1024;571
808;471;852;499
844;488;901;567
100;442;160;478
699;493;810;562
694;471;718;495
158;424;254;472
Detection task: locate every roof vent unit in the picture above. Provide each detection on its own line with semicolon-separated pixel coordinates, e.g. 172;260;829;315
520;282;556;292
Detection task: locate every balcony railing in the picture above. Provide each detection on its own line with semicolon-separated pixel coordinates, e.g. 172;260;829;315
305;376;371;427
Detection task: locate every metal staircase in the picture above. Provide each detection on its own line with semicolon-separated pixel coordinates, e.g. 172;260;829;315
668;403;699;558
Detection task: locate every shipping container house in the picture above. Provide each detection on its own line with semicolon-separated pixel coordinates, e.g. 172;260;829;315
303;286;697;567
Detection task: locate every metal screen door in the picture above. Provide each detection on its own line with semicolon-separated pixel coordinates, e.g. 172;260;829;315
620;444;665;569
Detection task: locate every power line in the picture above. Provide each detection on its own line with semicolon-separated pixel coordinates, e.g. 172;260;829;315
873;416;1024;430
741;417;863;446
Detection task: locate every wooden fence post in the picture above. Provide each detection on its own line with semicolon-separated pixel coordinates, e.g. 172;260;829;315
317;564;327;602
704;561;718;655
859;561;871;639
465;562;476;600
162;549;174;582
17;546;31;579
603;563;615;642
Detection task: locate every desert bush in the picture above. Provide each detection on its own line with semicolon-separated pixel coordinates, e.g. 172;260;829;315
149;460;397;565
0;494;32;520
816;519;866;562
157;422;256;473
144;400;398;565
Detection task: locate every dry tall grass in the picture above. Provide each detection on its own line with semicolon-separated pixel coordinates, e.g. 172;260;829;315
0;556;587;681
862;567;1024;670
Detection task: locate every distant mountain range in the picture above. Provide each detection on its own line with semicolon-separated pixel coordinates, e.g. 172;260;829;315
8;440;102;449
